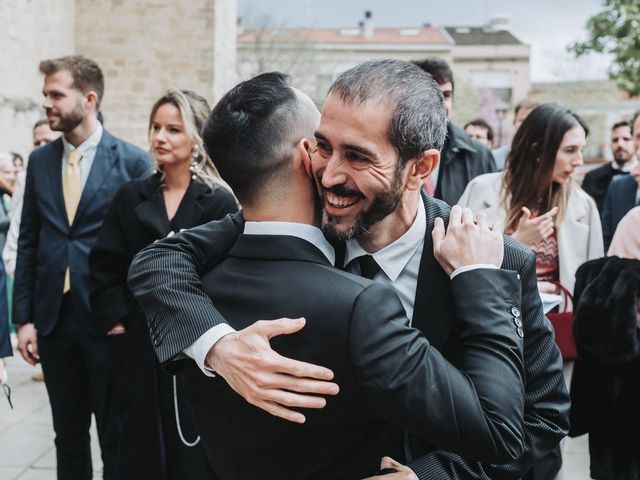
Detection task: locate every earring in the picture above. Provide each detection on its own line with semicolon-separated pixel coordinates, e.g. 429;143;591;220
190;146;201;180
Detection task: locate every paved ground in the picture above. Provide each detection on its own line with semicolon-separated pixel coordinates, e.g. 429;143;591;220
0;335;590;479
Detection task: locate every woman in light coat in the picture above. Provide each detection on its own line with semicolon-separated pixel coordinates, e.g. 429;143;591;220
458;103;603;295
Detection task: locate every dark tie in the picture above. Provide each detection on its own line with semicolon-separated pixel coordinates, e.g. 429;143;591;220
356;255;381;280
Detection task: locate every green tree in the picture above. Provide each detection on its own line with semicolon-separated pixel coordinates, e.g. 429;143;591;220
569;0;640;96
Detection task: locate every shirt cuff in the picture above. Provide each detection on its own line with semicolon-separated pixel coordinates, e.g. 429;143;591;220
183;324;236;377
450;263;499;280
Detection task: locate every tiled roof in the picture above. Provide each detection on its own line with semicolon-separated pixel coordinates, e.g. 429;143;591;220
238;26;451;45
444;26;524;45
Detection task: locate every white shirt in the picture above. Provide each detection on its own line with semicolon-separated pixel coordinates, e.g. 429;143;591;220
344;200;495;321
344;199;426;320
61;123;103;187
611;157;637;173
184;221;335;376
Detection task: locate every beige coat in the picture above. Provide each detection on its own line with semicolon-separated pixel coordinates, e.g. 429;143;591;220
458;172;604;294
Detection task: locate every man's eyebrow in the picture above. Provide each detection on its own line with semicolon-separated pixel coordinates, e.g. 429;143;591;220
314;131;376;158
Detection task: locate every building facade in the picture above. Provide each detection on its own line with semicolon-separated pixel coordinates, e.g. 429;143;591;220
0;0;237;155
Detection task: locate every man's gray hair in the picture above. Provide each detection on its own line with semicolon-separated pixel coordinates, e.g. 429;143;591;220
328;59;447;166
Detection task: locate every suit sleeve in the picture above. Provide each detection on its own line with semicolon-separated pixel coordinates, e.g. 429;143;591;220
89;185;133;335
601;187;614;252
350;269;525;465
12;157;40;325
407;251;570;480
127;212;244;365
585;196;604;261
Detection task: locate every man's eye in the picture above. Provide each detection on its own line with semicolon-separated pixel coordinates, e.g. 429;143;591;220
347;152;367;163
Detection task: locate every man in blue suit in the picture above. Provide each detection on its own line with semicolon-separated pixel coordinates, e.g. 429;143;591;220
13;55;150;480
601;111;640;251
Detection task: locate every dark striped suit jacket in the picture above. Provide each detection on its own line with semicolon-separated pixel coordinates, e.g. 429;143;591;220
128;194;570;479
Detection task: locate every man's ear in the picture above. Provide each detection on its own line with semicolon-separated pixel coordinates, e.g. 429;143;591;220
297;138;314;178
84;90;99;112
405;149;440;191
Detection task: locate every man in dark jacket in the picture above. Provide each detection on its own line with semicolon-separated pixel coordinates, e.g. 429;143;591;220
582;119;637;213
413;58;496;206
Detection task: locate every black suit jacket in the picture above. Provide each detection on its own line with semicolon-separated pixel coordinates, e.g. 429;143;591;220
601;174;638;251
90;173;238;335
128;195;569;479
184;233;525;479
14;131;151;336
581;163;628;213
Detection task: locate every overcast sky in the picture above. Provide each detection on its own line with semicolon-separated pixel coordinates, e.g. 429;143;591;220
237;0;610;82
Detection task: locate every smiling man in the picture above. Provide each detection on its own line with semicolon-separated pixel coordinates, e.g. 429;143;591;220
129;59;569;479
13;55;150;480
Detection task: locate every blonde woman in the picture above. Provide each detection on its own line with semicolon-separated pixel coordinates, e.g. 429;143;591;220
90;89;237;479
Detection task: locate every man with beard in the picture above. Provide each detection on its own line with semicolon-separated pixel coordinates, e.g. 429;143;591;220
176;70;526;479
13;55;150;479
129;59;569;479
582;120;637;212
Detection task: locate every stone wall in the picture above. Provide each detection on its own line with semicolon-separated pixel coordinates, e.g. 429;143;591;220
0;0;236;155
76;0;236;148
0;0;75;157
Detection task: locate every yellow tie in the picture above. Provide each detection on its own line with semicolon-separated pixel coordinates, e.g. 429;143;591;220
62;149;83;293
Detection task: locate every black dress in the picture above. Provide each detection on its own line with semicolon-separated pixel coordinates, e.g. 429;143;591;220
90;173;237;479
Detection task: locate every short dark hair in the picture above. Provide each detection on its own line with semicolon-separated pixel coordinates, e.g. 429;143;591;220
464;118;494;142
412;58;454;93
33;118;49;130
39;55;105;109
611;120;630;132
514;99;539;117
328;59;446;167
630;111;640;135
202;72;299;205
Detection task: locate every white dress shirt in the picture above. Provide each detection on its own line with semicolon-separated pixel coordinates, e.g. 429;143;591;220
61;123;103;187
344;200;495;321
184;221;335;376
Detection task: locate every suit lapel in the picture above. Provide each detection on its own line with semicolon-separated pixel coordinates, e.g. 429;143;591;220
73;131;117;226
133;175;170;238
412;194;456;351
170;182;206;231
46;139;69;226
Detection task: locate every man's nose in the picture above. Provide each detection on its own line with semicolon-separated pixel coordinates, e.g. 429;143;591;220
320;156;348;187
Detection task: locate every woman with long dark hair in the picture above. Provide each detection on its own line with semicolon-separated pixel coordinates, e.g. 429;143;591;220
90;89;237;479
459;103;603;295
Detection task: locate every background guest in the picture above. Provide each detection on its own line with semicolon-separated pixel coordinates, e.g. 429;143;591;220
492;100;539;170
582;120;636;213
412;58;496;204
601;111;640;251
90;89;237;479
464;118;494;148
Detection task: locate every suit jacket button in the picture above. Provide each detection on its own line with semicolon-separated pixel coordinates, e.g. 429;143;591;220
154;338;161;346
511;306;521;318
516;327;524;338
514;317;523;327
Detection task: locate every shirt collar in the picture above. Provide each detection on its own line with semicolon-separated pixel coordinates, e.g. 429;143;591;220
344;199;426;281
243;221;335;266
611;157;637;173
62;123;104;157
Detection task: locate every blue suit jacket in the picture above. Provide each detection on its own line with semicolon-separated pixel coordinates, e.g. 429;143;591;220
601;174;638;251
13;130;151;337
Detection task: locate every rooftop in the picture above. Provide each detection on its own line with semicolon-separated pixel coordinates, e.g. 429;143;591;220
238;26;451;45
444;26;524;46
